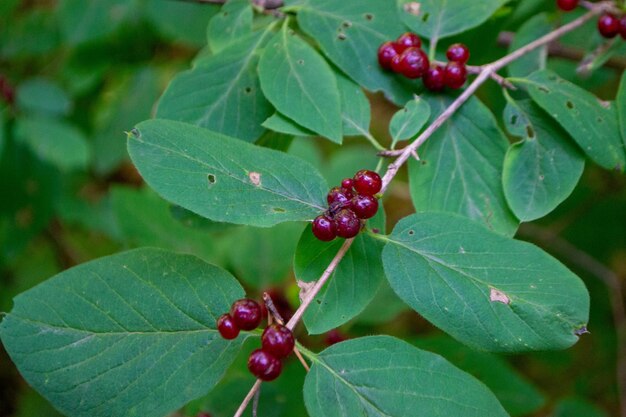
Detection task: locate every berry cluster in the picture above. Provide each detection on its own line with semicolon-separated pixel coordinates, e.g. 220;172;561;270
557;0;626;39
217;298;295;381
377;32;470;91
312;170;381;241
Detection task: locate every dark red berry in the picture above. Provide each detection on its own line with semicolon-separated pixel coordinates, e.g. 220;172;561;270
423;65;446;91
334;209;361;239
377;41;401;70
353;170;382;196
217;314;239;340
395;32;422;51
351;195;379;219
446;43;470;64
262;324;295;358
231;299;262;331
248;349;282;381
327;186;354;206
341;178;354;190
397;47;430;79
444;62;467;89
312;214;337;241
598;14;620;38
556;0;578;11
325;329;347;346
618;15;626;39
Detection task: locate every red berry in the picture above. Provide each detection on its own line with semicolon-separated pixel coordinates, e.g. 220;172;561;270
248;349;282;381
341;178;354;190
312;214;337;241
618;15;626;39
390;53;403;73
262;324;295;358
556;0;578;11
598;14;620;38
423;65;446;91
444;62;467;89
334;209;361;238
377;41;401;70
351;195;379;219
395;32;422;51
353;170;382;196
327;186;354;206
231;299;262;331
446;43;470;64
397;47;430;79
217;314;239;340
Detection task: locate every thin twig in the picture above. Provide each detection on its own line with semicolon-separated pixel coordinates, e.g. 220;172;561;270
252;387;260;417
234;379;263;417
293;348;311;372
263;292;284;324
433;60;516;89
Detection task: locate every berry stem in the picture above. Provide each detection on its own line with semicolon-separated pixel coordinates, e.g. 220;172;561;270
233;380;262;417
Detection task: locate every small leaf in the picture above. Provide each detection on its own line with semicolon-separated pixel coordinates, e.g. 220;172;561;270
207;0;253;54
381;212;590;352
0;248;246;417
502;99;585;221
262;112;316;137
523;70;626;171
156;29;275;143
409;95;518;236
389;96;430;147
507;14;552;78
303;336;509;417
258;24;342;143
16;78;72;116
128;119;328;227
337;71;371;137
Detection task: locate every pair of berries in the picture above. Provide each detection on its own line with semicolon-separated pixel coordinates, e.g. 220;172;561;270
312;170;382;241
377;32;469;91
557;1;626;39
216;298;295;381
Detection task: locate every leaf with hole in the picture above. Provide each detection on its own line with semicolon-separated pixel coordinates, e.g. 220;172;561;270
303;336;509;417
128;119;328;227
258;24;342;143
207;0;253;54
389;96;431;148
502;99;584;222
0;248;246;417
381;212;590;352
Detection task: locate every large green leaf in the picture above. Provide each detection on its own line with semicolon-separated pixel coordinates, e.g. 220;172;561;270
207;0;253;54
502;99;584;222
262;112;315;137
337;71;371;137
389;96;431;148
259;25;342;142
409;96;518;236
381;212;589;352
303;336;509;417
297;0;412;105
523;70;626;171
397;0;506;42
156;29;275;143
128;119;328;227
0;248;246;417
618;71;626;150
507;14;551;78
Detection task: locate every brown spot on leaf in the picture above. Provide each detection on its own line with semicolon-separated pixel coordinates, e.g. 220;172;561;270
249;172;261;186
403;2;421;16
297;280;316;303
490;288;510;304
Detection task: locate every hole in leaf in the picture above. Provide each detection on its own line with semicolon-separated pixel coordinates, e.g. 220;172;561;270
510;115;518;125
223;11;229;16
298;59;304;65
316;299;321;305
526;125;535;138
244;87;252;94
538;174;545;181
408;230;415;235
207;174;217;186
364;13;373;21
337;33;347;40
420;160;428;165
422;13;430;22
342;21;352;28
566;101;574;109
129;128;141;139
538;87;550;93
272;207;286;213
596;117;603;124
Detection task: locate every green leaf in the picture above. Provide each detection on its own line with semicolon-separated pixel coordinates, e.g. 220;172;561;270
381;212;590;352
16;78;72;117
262;112;316;137
502;99;584;222
397;0;506;42
507;14;551;78
414;335;546;417
356;279;407;325
389;96;430;148
57;0;134;46
15;116;91;171
337;71;371;137
128;119;328;227
294;228;384;334
522;70;626;171
408;95;518;236
297;0;412;105
618;71;626;150
303;336;509;417
156;29;275;143
207;0;253;54
259;25;342;143
0;248;246;417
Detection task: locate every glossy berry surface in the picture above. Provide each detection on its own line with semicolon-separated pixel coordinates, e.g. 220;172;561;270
423;65;445;91
217;314;239;340
262;324;295;358
351;195;379;219
377;41;401;70
231;299;262;330
248;349;282;381
395;32;421;50
397;47;430;79
444;62;467;89
334;209;361;238
312;214;337;241
619;15;626;39
353;170;382;196
598;14;620;38
327;186;354;206
446;43;470;64
390;53;403;73
341;178;354;190
556;0;578;11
